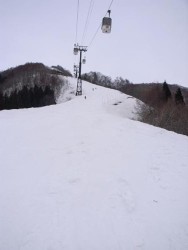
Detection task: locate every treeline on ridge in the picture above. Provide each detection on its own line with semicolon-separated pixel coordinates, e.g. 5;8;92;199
0;63;70;110
0;85;55;110
82;72;188;136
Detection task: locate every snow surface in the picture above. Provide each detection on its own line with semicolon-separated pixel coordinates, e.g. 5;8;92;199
0;78;188;250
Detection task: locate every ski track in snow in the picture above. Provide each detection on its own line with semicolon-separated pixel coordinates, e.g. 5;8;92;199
0;78;188;250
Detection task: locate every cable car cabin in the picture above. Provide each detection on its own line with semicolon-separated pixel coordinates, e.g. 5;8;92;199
73;47;78;55
101;17;112;33
82;58;86;64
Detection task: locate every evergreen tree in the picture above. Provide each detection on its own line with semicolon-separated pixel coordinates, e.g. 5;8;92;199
163;81;171;101
175;88;185;105
0;92;4;110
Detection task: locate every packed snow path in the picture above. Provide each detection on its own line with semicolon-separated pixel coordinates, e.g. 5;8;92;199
0;79;188;250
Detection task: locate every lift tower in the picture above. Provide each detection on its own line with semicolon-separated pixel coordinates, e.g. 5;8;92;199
73;64;79;78
74;45;87;96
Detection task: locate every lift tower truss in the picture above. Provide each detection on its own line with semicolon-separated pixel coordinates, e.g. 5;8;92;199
73;64;79;78
75;45;87;96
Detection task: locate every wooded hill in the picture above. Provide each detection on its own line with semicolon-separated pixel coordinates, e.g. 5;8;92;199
82;71;188;106
0;63;71;110
82;72;188;136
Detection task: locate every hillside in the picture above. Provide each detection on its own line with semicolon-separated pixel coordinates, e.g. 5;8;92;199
82;71;188;105
0;63;72;110
0;63;71;94
0;78;188;250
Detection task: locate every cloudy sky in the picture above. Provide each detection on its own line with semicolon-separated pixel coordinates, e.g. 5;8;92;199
1;0;188;87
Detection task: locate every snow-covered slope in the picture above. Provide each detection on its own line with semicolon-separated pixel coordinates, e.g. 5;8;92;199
0;78;188;250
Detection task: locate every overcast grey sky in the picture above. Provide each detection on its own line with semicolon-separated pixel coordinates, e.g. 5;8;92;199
1;0;188;87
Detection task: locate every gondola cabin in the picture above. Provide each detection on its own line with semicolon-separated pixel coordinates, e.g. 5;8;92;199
73;47;78;55
82;58;86;64
101;16;112;33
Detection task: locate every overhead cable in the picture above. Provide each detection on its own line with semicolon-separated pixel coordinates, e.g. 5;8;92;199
81;0;94;44
75;0;80;44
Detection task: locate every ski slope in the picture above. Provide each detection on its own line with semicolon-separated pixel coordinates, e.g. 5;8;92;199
0;78;188;250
